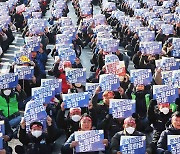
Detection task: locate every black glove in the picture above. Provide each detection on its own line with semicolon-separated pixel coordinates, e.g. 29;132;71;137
149;99;157;107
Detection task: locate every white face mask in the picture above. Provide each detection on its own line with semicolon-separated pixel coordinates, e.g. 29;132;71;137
32;130;42;138
160;107;169;115
3;89;11;96
71;115;81;122
125;127;135;134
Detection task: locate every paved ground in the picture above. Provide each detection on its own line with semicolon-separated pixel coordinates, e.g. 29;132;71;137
1;0;135;153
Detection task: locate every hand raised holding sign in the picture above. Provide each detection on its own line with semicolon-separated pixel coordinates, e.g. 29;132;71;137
47;116;52;126
95;86;101;94
102;139;108;146
70;141;78;148
20;117;26;129
61;102;65;111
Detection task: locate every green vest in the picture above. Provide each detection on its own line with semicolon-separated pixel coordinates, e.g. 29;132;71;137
0;95;18;117
131;93;150;110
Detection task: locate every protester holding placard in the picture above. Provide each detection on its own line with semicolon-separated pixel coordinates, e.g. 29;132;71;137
148;99;173;153
56;100;96;138
91;87;115;126
157;111;180;154
16;116;58;154
128;84;152;132
61;114;109;154
53;60;72;93
110;117;148;154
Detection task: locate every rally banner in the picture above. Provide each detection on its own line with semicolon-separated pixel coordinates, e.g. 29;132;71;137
138;31;155;41
32;86;55;104
62;92;89;108
99;74;120;92
58;48;76;63
0;73;18;90
120;136;146;154
139;41;162;55
109;99;136;118
59;17;73;27
14;66;34;80
14;51;31;64
75;130;105;153
65;68;86;83
41;79;62;94
130;69;152;86
24;100;47;132
153;85;179;104
160;57;179;71
56;34;72;44
105;61;126;76
161;71;173;86
161;24;174;35
172;70;180;88
105;54;119;64
168;135;180;154
85;83;99;98
100;39;119;53
0;121;5;135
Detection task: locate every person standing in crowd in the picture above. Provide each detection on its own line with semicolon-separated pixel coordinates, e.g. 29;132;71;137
157;111;180;153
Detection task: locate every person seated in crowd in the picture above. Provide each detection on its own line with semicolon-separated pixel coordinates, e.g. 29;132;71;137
92;88;115;126
61;114;108;154
127;84;152;133
0;114;13;154
0;88;22;128
148;100;172;153
110;116;147;154
157;111;180;154
53;60;72;94
56;103;96;138
16;116;58;154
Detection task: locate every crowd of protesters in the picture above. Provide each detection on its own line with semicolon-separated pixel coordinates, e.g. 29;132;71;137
0;0;179;153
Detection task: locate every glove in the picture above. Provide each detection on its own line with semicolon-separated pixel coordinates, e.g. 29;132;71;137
149;99;157;107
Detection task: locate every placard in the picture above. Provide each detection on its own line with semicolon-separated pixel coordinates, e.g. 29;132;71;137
130;69;152;86
99;74;120;92
65;68;86;83
120;136;146;154
109;99;136;118
62;92;89;108
0;73;18;90
75;130;105;153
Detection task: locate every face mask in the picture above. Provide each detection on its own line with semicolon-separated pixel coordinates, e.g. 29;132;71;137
32;130;42;138
3;89;11;96
71;115;81;122
125;127;135;134
160;108;169;115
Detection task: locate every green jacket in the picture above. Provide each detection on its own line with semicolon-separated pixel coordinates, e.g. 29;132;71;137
0;94;19;117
